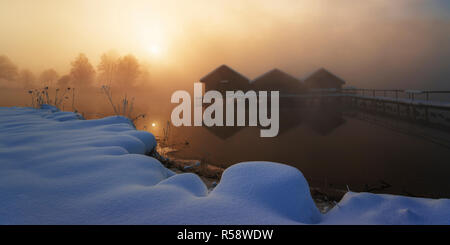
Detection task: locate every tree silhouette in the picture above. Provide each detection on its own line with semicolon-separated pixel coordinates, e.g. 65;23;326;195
97;50;119;86
0;55;18;81
57;75;72;88
40;69;59;87
70;53;95;87
18;69;36;88
138;66;151;87
116;54;140;87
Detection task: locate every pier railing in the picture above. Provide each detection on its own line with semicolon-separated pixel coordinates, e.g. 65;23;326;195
341;88;450;103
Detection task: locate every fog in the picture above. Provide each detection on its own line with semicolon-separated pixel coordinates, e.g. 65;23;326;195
1;0;450;121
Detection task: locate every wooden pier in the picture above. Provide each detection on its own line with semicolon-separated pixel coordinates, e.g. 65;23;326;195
281;88;450;131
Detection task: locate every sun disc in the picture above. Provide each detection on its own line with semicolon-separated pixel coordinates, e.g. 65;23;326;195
149;45;160;55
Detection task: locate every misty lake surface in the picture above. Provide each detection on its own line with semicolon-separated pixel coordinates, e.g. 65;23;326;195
163;108;450;198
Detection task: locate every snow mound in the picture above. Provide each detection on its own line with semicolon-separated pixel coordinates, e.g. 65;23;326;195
139;162;321;225
0;106;320;224
323;192;450;225
214;162;321;224
0;106;449;224
158;173;208;197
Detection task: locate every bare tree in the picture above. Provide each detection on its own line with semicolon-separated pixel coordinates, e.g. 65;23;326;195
39;69;59;87
116;54;140;88
137;66;151;87
97;50;119;86
70;53;96;87
18;69;36;88
0;55;18;81
57;74;72;88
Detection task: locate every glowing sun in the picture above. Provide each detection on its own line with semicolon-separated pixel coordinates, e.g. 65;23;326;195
149;45;161;56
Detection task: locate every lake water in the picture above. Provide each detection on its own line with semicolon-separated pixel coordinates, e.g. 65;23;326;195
164;106;450;198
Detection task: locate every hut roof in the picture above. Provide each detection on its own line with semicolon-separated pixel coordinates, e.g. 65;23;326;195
251;68;305;93
304;68;346;88
200;65;250;85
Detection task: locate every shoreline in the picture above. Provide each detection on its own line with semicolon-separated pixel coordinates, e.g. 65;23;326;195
149;149;344;213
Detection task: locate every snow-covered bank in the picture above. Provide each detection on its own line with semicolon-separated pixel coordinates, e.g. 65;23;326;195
0;106;449;224
323;192;450;225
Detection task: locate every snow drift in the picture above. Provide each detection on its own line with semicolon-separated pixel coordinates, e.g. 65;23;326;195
0;106;448;224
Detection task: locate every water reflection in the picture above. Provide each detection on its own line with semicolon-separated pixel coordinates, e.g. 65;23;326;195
168;101;450;199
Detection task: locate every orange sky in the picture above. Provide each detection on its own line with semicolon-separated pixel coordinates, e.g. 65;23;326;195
1;0;450;89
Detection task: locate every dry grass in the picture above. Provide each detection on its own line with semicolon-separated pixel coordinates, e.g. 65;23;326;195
101;85;145;125
28;86;77;112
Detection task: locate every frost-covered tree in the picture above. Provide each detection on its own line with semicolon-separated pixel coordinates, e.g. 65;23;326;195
0;55;18;81
18;69;36;88
97;50;119;86
57;74;72;88
137;65;151;87
116;54;140;87
39;69;59;87
70;53;96;87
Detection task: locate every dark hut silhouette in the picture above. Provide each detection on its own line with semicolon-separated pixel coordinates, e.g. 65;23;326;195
251;68;305;94
199;65;250;139
251;68;306;109
304;68;346;90
200;64;251;93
